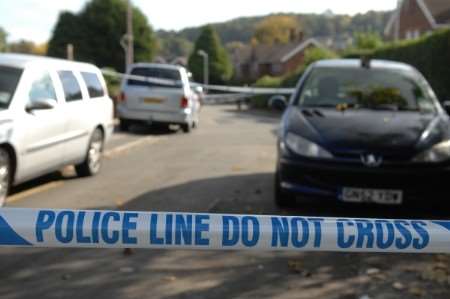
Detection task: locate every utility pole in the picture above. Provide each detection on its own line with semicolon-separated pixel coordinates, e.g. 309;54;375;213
126;0;134;70
66;44;74;61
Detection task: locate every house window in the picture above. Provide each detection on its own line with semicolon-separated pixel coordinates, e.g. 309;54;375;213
272;63;283;74
413;30;421;39
406;30;413;40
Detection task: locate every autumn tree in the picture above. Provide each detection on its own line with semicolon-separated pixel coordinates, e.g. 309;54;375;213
253;15;301;45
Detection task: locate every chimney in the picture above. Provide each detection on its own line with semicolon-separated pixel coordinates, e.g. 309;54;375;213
289;29;296;42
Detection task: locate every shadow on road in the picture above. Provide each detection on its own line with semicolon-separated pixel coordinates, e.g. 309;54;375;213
114;123;181;136
122;172;450;220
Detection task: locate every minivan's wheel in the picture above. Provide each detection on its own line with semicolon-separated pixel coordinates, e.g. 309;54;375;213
181;123;191;133
119;119;129;131
75;129;104;177
274;171;294;207
0;149;11;207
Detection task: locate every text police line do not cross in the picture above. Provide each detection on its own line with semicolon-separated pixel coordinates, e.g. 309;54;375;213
0;208;449;253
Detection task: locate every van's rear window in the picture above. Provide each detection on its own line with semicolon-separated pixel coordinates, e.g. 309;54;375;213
0;65;23;109
127;67;181;88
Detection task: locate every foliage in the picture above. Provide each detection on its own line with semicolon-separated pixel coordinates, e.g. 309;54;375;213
0;27;7;52
354;31;383;50
158;34;193;60
282;47;337;87
344;29;450;101
157;11;391;50
253;15;300;45
7;40;47;55
188;26;233;84
47;0;157;72
251;75;285;108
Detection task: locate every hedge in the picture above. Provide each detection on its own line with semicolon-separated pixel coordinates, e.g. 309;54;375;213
345;29;450;101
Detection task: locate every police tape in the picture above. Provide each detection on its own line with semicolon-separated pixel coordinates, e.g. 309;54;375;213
1;208;450;253
101;69;295;95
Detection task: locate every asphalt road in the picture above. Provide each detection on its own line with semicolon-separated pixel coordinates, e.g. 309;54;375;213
1;106;450;299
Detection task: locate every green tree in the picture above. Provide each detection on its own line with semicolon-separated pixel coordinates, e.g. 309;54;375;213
47;0;157;71
354;31;383;50
0;27;7;52
253;15;300;45
188;25;232;84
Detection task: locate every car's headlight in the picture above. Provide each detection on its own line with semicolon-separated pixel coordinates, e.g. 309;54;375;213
413;140;450;163
284;132;333;158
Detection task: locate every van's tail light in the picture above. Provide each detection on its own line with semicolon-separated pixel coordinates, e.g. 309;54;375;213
118;92;126;103
180;96;189;108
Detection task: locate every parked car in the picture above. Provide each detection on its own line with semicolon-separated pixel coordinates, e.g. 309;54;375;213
273;58;450;207
117;63;200;133
0;53;114;206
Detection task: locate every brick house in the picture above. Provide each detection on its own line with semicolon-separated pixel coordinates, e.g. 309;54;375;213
385;0;450;40
231;37;323;82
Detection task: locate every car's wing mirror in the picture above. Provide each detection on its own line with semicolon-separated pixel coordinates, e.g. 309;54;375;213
443;101;450;115
26;98;57;112
269;96;287;111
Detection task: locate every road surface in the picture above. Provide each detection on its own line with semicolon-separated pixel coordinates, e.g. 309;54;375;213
1;106;449;299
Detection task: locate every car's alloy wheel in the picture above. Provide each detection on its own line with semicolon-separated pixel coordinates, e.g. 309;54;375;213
0;149;11;207
75;129;104;177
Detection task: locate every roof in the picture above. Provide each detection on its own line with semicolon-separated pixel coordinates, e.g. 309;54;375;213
424;0;450;24
313;59;416;72
0;53;96;70
233;38;323;65
385;0;450;35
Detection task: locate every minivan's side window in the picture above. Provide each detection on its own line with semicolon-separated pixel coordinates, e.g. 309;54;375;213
81;72;105;98
58;71;82;102
29;72;57;104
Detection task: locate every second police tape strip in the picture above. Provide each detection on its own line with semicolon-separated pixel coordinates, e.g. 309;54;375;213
101;69;296;95
0;208;449;253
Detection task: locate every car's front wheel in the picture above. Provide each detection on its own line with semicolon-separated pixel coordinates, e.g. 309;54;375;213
0;148;11;207
75;129;104;177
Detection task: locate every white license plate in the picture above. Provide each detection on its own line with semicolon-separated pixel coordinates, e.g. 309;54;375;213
341;188;403;205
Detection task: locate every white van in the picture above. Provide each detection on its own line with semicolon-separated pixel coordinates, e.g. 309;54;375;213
117;63;200;133
0;54;114;206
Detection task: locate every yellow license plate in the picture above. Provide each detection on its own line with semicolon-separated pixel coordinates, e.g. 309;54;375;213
143;98;164;104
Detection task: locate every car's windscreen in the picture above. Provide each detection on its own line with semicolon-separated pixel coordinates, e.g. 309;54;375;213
297;67;436;113
0;65;23;109
127;67;182;88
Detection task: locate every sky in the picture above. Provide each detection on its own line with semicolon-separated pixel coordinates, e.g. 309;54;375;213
0;0;398;43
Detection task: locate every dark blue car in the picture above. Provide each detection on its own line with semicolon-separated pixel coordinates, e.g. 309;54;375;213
274;59;450;207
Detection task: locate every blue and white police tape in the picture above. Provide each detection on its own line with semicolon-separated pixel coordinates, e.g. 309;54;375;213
0;208;449;253
101;69;296;95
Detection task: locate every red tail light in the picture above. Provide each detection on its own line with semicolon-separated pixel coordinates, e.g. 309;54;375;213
118;92;126;103
180;96;189;108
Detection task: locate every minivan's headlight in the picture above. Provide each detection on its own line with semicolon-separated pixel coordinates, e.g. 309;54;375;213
413;140;450;163
285;133;333;158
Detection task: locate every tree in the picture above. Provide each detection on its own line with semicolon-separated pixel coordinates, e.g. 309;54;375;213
47;0;157;72
254;15;300;45
158;34;193;60
188;25;232;84
0;27;7;52
354;31;383;50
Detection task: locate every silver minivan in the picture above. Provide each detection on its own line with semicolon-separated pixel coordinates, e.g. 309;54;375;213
117;63;200;133
0;54;114;206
